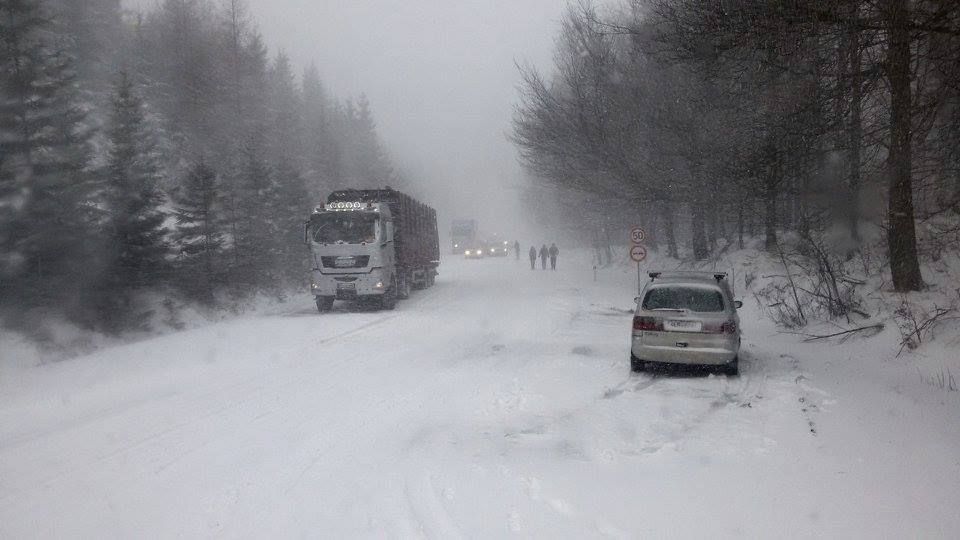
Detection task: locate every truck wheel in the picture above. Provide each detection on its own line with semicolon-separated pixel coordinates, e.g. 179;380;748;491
397;273;411;299
380;287;397;310
315;296;334;313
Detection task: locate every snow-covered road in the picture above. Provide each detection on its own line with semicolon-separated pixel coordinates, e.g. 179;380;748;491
2;252;959;538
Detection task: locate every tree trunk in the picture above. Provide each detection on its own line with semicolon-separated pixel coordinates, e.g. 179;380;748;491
690;167;709;260
645;203;658;252
661;200;678;259
764;146;779;252
737;198;744;249
885;0;924;291
706;186;718;251
603;223;613;266
847;20;863;242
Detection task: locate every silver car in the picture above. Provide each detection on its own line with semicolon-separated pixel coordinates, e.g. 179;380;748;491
631;271;742;376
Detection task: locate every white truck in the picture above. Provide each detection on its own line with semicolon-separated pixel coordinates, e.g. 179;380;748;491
305;188;440;312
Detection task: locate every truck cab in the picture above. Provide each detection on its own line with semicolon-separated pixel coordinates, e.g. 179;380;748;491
306;189;440;313
306;201;397;311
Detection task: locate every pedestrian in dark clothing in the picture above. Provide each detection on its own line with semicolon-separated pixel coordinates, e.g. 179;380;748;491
528;246;537;270
549;243;559;270
514;240;520;260
539;244;548;270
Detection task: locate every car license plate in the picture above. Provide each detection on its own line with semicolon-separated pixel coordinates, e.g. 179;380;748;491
336;282;356;291
665;319;702;332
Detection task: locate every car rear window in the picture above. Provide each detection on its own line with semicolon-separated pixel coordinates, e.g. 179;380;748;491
643;286;725;312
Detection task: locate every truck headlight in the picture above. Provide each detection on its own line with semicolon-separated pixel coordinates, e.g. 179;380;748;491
375;281;384;289
311;283;320;290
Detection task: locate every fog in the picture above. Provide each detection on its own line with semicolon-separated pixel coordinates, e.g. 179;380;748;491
125;0;570;239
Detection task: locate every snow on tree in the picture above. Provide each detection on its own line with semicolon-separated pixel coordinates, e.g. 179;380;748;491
95;72;170;331
0;0;97;319
172;157;225;304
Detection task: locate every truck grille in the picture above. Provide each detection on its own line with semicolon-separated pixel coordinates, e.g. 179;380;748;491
321;256;370;269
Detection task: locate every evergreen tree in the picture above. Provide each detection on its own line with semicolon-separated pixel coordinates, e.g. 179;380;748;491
348;94;393;187
97;71;169;330
0;0;96;316
270;160;310;285
302;63;341;198
268;52;310;285
47;0;123;93
231;136;279;293
172;158;225;304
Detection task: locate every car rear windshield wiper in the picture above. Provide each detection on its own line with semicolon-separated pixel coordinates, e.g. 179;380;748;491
651;307;686;312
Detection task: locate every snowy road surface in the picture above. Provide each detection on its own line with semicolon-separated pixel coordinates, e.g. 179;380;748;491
2;252;959;538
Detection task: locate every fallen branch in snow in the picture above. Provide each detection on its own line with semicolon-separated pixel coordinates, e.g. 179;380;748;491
782;323;885;342
896;306;957;356
775;242;806;326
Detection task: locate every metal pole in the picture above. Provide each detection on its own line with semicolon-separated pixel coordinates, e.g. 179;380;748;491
637;261;641;294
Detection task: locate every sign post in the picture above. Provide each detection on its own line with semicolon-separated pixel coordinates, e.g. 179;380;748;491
629;226;647;294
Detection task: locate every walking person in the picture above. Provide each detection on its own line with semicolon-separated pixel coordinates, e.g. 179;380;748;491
549;242;559;270
539;244;548;270
514;240;520;260
528;246;537;270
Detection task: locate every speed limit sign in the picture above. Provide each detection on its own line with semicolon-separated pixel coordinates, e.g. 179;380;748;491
630;244;648;262
630;226;646;244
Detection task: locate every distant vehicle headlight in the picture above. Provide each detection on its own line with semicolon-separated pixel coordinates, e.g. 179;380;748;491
465;250;472;255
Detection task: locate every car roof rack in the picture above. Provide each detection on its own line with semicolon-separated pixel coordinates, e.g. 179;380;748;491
648;271;728;282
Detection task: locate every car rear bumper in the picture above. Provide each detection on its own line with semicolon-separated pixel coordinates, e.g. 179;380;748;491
631;335;738;365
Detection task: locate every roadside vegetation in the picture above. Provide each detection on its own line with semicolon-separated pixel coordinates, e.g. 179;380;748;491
1;0;406;338
513;1;960;360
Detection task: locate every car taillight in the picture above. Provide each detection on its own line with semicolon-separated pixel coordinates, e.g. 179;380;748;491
705;320;738;334
633;316;662;331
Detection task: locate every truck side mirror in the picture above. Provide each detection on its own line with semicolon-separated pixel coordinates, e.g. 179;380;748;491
734;300;743;309
303;222;310;245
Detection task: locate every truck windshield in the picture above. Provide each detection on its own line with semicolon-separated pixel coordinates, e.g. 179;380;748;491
310;212;378;244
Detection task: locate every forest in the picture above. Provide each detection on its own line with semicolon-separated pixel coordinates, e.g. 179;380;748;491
1;0;402;334
515;0;960;302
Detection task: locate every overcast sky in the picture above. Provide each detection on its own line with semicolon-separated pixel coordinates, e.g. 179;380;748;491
129;0;572;237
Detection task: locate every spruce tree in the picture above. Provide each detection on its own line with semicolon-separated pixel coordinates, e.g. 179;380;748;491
268;52;310;285
0;0;96;318
231;136;279;293
172;158;224;304
97;71;169;330
271;160;310;285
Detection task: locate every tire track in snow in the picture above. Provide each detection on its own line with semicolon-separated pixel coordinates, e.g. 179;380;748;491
0;309;408;503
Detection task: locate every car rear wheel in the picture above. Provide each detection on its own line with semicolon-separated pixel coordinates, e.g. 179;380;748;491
719;356;739;377
630;353;646;373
